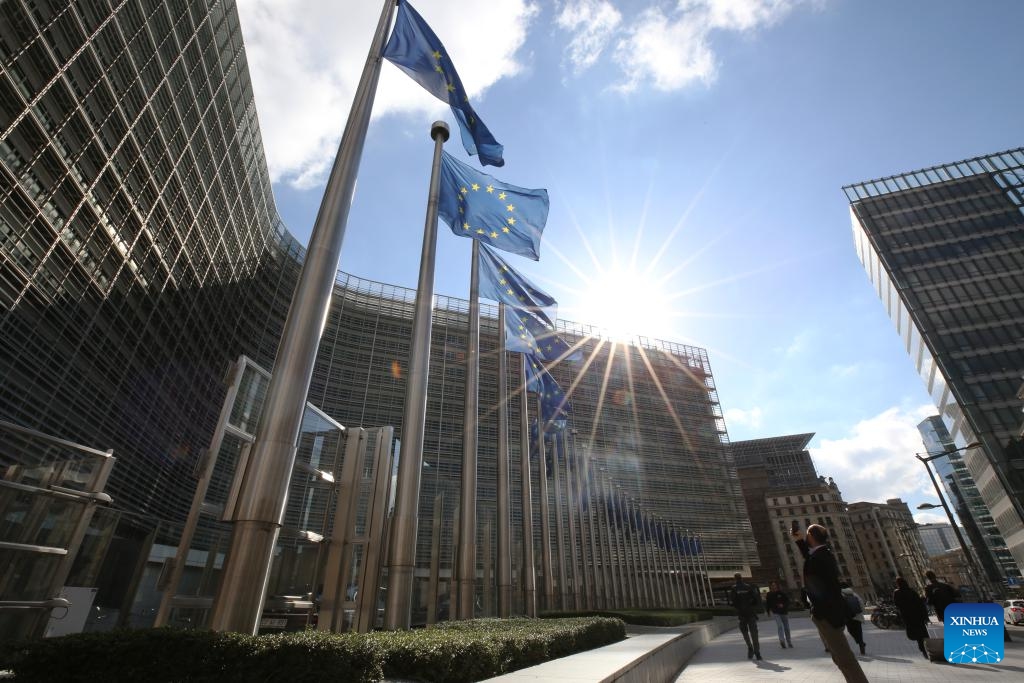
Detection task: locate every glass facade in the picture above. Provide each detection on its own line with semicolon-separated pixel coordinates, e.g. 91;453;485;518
918;415;1020;584
0;0;756;625
845;149;1024;574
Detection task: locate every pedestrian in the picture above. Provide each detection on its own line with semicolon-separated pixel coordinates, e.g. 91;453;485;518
893;577;930;659
841;583;866;655
764;580;793;648
791;522;868;683
728;572;762;660
923;570;960;623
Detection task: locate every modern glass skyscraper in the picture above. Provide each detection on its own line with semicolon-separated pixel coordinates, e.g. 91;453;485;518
845;149;1024;573
918;415;1020;584
0;0;755;624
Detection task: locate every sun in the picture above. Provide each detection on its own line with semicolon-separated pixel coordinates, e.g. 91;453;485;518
572;265;676;341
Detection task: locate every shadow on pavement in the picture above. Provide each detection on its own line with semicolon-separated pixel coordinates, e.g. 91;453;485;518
753;660;791;673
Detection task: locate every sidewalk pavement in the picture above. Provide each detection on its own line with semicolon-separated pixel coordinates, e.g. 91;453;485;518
674;616;1024;682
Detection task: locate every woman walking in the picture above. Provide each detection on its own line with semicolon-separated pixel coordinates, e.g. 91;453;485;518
892;577;930;659
765;580;793;648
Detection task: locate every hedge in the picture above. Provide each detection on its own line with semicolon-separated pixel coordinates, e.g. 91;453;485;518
370;617;625;682
0;628;382;683
1;617;624;683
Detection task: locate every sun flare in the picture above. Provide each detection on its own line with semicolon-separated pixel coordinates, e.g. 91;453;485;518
573;266;676;341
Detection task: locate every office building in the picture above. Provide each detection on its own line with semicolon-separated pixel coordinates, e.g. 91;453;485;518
765;476;874;601
0;0;753;632
845;150;1024;572
848;499;930;595
732;433;820;586
919;416;1020;586
917;523;961;558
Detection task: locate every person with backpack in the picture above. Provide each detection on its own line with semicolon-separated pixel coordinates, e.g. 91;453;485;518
764;580;793;649
729;573;762;660
841;583;867;655
924;570;960;622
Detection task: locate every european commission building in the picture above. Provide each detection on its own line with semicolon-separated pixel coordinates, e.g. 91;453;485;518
0;0;755;638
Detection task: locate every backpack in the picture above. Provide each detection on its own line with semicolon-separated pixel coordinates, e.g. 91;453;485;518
843;592;862;616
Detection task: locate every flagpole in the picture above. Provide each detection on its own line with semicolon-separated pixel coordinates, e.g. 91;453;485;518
579;447;600;609
457;240;481;619
209;0;397;634
551;430;568;609
562;432;581;610
519;355;537;616
496;304;511;618
383;120;450;630
537;397;554;611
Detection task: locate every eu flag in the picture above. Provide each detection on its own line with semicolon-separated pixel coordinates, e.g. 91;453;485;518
438;152;548;261
382;0;504;167
479;245;556;326
504;305;579;362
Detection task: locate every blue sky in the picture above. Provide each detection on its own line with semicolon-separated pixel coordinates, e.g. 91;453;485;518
237;0;1024;521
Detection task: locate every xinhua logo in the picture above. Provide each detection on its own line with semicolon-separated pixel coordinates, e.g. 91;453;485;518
944;603;1004;664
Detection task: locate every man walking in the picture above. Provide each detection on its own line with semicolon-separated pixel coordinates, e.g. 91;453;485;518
765;580;793;648
792;523;868;683
729;573;762;660
924;570;960;622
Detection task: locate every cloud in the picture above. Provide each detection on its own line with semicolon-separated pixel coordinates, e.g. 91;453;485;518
237;1;538;188
809;404;936;505
726;406;764;429
554;0;812;92
830;362;862;378
913;511;949;526
556;0;622;74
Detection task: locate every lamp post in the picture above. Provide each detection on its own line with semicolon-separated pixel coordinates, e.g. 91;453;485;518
916;441;987;600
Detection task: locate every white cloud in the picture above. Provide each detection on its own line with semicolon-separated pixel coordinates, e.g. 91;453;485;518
237;1;538;188
556;0;622;74
726;406;763;428
810;404;936;505
609;0;811;92
830;362;862;378
913;511;949;526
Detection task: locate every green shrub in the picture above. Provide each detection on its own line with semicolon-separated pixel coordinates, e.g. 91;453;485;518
541;609;707;627
2;617;623;683
2;628;383;683
371;617;625;683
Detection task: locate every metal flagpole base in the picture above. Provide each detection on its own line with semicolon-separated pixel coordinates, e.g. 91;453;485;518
209;520;280;633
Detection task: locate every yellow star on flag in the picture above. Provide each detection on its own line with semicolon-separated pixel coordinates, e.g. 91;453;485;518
506;204;515;212
507;217;516;225
463;222;470;230
498;192;507;200
502;226;510;233
490;231;499;238
432;50;442;60
471;183;480;191
461;187;468;194
486;185;494;193
476;228;485;234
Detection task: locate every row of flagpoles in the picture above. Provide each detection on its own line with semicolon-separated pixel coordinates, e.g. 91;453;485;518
212;0;713;634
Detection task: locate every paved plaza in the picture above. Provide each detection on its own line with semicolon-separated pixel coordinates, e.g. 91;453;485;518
674;617;1024;682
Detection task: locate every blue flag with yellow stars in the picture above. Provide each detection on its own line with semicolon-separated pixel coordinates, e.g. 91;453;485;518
437;152;548;260
524;354;570;426
504;305;579;362
383;0;504;167
479;245;556;326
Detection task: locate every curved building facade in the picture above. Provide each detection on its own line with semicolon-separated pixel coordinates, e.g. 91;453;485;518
1;0;754;625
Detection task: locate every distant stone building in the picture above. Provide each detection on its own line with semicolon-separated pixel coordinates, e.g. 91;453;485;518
732;434;819;587
849;499;930;596
766;477;874;602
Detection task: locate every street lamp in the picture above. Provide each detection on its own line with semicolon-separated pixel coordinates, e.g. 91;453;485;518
915;441;987;600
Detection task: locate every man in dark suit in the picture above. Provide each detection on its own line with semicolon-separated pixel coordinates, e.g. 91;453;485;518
728;573;762;660
792;523;867;683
